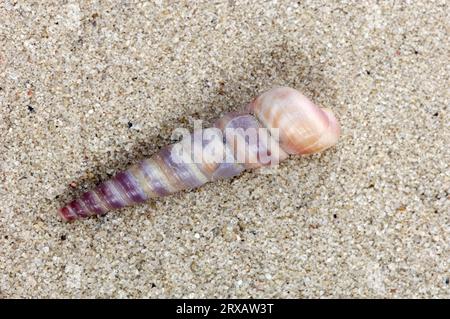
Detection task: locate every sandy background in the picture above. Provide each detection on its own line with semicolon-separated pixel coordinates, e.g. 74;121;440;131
0;0;449;298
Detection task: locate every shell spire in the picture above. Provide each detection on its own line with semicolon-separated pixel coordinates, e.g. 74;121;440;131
58;87;340;221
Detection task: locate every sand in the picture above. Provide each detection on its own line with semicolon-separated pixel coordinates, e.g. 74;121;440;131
0;0;449;298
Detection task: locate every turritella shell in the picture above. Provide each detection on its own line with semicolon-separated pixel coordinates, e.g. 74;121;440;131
59;87;340;221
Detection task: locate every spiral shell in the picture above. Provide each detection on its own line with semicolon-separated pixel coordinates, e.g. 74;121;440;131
59;87;340;221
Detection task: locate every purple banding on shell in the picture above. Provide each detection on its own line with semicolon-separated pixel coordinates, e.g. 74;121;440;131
59;206;77;221
220;114;259;167
97;181;125;209
114;171;148;203
57;86;341;221
187;128;224;180
221;113;282;167
81;191;107;215
159;146;206;189
211;162;244;180
140;160;171;197
68;200;90;218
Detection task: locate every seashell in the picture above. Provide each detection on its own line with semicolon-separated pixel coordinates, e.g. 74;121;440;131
248;87;340;155
58;87;340;221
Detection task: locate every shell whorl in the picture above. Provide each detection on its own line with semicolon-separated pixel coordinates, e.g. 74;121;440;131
58;87;340;221
248;87;341;155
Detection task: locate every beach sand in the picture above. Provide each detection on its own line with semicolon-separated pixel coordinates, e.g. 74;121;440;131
0;0;448;298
